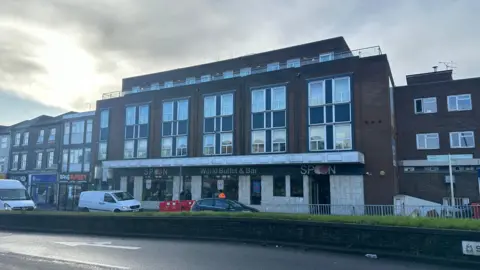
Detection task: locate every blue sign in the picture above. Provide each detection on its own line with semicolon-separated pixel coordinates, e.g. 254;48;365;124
31;174;57;183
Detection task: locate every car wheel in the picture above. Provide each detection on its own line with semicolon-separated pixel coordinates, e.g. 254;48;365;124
113;209;121;213
83;208;90;212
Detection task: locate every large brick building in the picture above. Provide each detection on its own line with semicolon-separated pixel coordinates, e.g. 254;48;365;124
395;69;480;204
90;36;397;211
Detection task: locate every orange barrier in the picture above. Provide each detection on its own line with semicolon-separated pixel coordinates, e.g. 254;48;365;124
159;200;196;212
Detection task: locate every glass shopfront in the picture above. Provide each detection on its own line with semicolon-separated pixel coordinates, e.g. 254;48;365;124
201;175;238;201
143;175;174;202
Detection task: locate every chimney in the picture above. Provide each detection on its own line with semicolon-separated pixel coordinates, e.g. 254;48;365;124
432;65;438;72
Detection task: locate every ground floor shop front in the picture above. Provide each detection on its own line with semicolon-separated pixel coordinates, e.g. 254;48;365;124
100;152;370;213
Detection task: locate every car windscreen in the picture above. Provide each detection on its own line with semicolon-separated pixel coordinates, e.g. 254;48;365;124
0;189;31;201
112;192;134;201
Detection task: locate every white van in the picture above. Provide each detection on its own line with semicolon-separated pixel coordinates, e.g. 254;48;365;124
78;190;142;212
0;180;36;211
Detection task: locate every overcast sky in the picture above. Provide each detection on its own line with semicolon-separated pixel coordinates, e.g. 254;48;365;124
0;0;478;125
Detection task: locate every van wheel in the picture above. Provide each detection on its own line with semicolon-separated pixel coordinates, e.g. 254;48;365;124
79;207;89;212
113;209;121;213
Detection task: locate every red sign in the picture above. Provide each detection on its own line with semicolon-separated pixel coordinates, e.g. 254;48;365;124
59;174;87;181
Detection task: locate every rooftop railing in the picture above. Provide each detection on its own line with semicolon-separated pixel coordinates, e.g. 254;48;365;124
102;46;382;100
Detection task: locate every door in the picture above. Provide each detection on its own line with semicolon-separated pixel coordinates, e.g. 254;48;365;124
101;193;117;211
310;175;330;214
250;177;261;205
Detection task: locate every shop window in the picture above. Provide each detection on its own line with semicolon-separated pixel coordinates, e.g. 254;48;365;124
201;175;238;201
290;176;303;197
143;176;174;201
273;176;286;196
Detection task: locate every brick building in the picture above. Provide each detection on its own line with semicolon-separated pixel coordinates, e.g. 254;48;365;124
91;36;397;211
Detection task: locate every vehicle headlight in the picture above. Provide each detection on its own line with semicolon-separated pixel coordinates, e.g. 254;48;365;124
121;206;128;210
3;203;12;211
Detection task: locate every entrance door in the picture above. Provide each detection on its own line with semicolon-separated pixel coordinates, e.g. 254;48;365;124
310;174;330;214
250;177;262;205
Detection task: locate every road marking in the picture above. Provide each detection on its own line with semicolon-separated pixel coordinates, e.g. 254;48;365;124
55;241;141;250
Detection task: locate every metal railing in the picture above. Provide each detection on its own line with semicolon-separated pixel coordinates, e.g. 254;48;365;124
102;46;382;100
261;203;480;219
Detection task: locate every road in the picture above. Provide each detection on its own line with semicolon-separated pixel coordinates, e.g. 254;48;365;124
0;231;466;270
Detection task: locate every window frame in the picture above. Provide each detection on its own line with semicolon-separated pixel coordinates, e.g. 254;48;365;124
37;130;44;144
333;124;353;150
22;132;29;146
271;129;286;153
309;126;326;151
286;58;301;68
414;97;437;114
240;67;251;77
267;62;280;72
308;80;325;106
175;136;188;156
319;52;334;62
447;94;472;112
332;77;351;104
161;137;173;157
200;75;211;82
47;151;55;168
251;130;266;154
449;131;475;148
416;133;440;150
35;152;43;169
203;134;215;155
220;133;233;155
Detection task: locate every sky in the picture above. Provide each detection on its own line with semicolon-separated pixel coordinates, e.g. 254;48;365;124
0;0;479;125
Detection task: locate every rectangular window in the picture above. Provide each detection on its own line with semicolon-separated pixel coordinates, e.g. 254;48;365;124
176;136;187;156
69;149;83;172
252;89;266;113
12;154;19;170
204;96;216;117
100;110;109;128
48;128;56;143
47;151;55;168
267;62;280;72
14;133;20;146
125;105;149;158
138;105;149;124
450;131;475;148
221;94;233;116
124;140;135;158
308;81;325;106
161;137;173;157
186;77;196;85
37;130;44;144
220;133;233;154
125;106;136;126
287;58;301;68
240;67;251;77
22;132;29;146
203;134;215;155
136;139;147;158
36;152;43;169
272;129;286;152
83;148;91;172
177;100;189;120
20;154;27;170
163;101;174;121
271;87;286;110
201;75;211;82
334;124;352;150
416;133;440;150
309;126;325;151
273;176;286;196
98;142;107;160
333;77;351;103
63;122;70;145
290;176;304;197
62;149;68;172
164;81;173;88
414;97;437;114
223;70;233;79
319;52;334;62
150;83;160;90
86;120;93;143
71;121;85;144
0;136;6;148
448;94;472;111
252;130;266;153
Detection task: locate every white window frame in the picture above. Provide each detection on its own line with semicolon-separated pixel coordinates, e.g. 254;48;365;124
309;126;326;151
449;131;475;148
204;96;217;117
71;120;85;144
123;140;135;159
448;94;472;112
83;148;91;172
333;77;351;103
69;149;83;172
48;128;56;143
220;133;233;155
161;137;173;157
286;58;301;68
86;120;93;143
136;139;148;158
14;133;20;146
98;142;107;160
164;81;174;88
22;132;29;146
333;124;353;150
138;105;149;125
203;134;215;155
36;152;43;169
20;154;27;170
0;136;7;148
12;154;19;170
47;151;55;168
251;130;266;153
163;101;174;122
177;100;189;121
271;87;286;111
176;136;188;156
37;130;44;144
100;110;109;128
319;52;334;62
414;97;437;114
416;133;440;150
125;106;136;126
240;67;251;77
62;149;69;172
200;75;211;82
272;129;286;153
252;89;266;113
186;77;196;85
267;62;280;72
221;94;234;116
308;81;325;106
223;70;234;79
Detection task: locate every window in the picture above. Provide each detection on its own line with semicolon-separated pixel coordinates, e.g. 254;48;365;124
14;133;20;146
267;62;280;72
20;154;27;170
71;121;85;144
150;83;160;90
83;148;91;172
203;134;215;155
203;93;234;155
223;70;233;79
99;110;109;159
37;130;44;144
86;120;93;143
161;137;172;157
186;77;196;85
12;154;19;170
448;94;472;111
290;176;304;197
47;151;55;168
22;132;29;146
35;152;43;169
450;131;475;148
63;122;70;145
251;87;287;153
164;81;173;88
240;67;251;77
143;176;174;202
308;77;352;151
176;136;187;156
48;128;56;143
416;133;440;150
414;97;437;114
0;157;4;172
273;176;286;196
162;99;188;157
319;52;334;62
0;136;7;148
287;58;301;68
69;149;83;172
62;149;68;172
98;142;107;160
124;105;149;158
220;133;233;154
201;75;211;82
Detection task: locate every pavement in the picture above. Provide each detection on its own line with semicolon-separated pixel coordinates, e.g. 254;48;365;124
0;231;467;270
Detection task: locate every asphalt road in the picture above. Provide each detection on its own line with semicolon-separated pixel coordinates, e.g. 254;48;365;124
0;231;467;270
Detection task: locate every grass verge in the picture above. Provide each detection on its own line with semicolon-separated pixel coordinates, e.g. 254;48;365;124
1;210;479;231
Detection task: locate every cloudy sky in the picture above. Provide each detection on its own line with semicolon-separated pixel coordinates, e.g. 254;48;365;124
0;0;478;125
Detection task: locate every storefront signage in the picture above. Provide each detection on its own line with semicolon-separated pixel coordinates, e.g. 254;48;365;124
7;174;28;183
59;174;87;181
300;165;337;175
144;168;171;178
199;167;258;175
31;174;57;183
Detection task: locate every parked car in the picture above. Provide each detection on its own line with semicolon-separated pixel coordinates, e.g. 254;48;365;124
0;179;36;211
191;198;260;212
78;190;142;212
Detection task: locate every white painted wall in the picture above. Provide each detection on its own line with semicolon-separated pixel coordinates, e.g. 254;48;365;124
120;176;127;191
330;175;365;215
191;176;202;200
238;175;250;205
172;176;181;200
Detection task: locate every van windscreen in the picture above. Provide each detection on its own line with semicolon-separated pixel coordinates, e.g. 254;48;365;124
0;189;31;201
112;192;134;201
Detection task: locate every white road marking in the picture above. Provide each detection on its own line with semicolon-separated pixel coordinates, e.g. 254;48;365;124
55;241;141;250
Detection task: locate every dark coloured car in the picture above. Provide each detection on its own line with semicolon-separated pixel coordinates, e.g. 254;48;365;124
191;198;260;212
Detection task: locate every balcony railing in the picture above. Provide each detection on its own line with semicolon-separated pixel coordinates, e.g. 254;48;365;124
102;46;382;100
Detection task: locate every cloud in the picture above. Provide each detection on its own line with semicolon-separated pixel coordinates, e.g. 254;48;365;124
0;0;479;122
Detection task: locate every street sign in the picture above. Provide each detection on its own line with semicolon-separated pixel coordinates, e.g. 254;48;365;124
55;241;141;250
462;241;480;256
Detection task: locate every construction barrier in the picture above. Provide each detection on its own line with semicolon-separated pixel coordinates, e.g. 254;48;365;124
159;200;196;212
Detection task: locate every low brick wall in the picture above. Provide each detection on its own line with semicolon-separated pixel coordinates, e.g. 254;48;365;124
0;213;479;267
